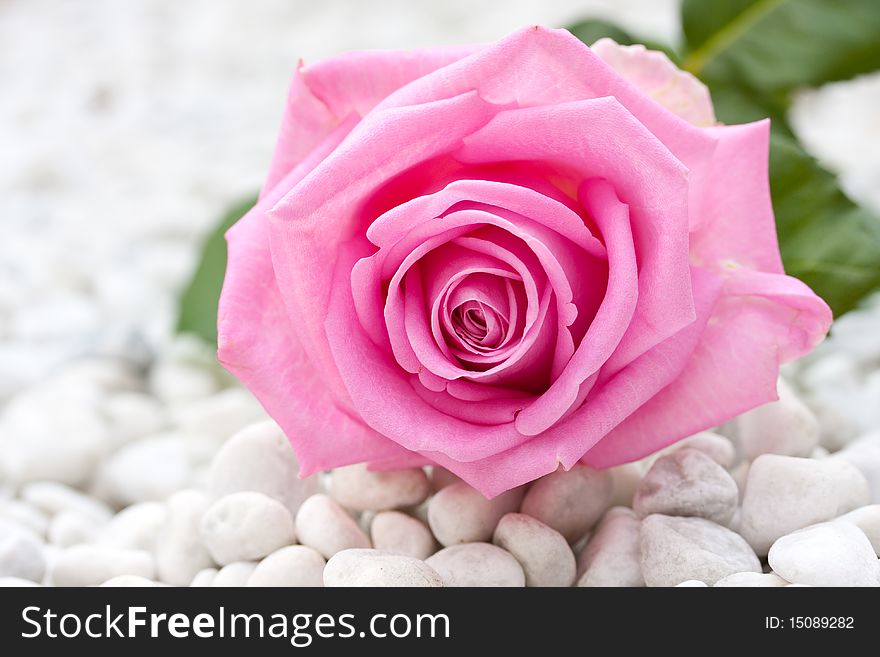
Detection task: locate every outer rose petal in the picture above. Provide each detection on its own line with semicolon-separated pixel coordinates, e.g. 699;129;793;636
583;270;832;467
690;120;785;274
263;45;479;194
591;38;716;128
219;121;416;476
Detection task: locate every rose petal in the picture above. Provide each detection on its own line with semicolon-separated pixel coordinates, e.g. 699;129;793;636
219;123;416;475
268;90;497;401
264;45;479;193
583;270;831;467
591;38;716;128
425;266;723;497
689;120;785;274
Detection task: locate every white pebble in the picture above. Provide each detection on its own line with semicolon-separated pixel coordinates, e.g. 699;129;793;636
634;448;738;525
834;505;880;555
640;515;761;587
324;549;442;587
156;490;214;585
608;462;643;508
740;455;870;555
212;561;257;587
149;361;219;404
103;391;167;445
426;543;524;587
98;501;166;551
95;433;192;506
0;499;50;537
47;511;103;547
246;546;326;587
209;420;319;516
577;507;643;587
675;432;736;469
171;387;266;442
295;494;370;559
428;482;523;547
735;379;819;459
370;511;435;560
520;464;613;543
20;481;112;522
330;465;430;512
834;432;880;503
493;513;576;587
0;577;42;587
713;572;788;587
0;393;109;487
51;545;154;587
768;522;880;587
0;530;46;582
201;491;296;565
189;568;218;587
101;575;161;587
429;467;461;491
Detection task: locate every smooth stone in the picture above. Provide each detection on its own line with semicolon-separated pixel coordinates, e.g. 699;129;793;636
155;490;215;585
428;482;523;547
735;379;819;459
171;388;267;442
0;577;42;587
103;391;167;446
675;580;708;587
100;575;161;587
208;420;319;516
713;572;788;587
0;499;50;537
20;481;112;522
370;511;435;560
246;546;326;587
576;507;643;587
740;455;870;555
149;360;219;404
634;448;738;525
212;561;257;587
768;522;880;587
98;501;166;551
330;464;430;512
493;513;575;587
295;494;371;559
640;515;761;587
426;543;524;587
675;432;736;469
201;491;296;565
834;505;880;555
429;467;461;492
0;392;109;487
834;432;880;503
52;545;154;587
95;433;192;505
47;511;103;547
608;462;643;508
0;530;46;582
324;549;442;587
520;464;613;543
189;568;218;587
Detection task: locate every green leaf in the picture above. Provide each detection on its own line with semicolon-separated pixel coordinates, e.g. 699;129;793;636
770;133;880;316
176;195;257;344
681;0;880;92
567;18;680;64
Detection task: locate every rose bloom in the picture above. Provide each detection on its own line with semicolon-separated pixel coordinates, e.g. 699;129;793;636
218;27;831;497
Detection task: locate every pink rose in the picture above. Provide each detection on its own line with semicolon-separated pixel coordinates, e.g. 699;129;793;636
218;27;831;497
